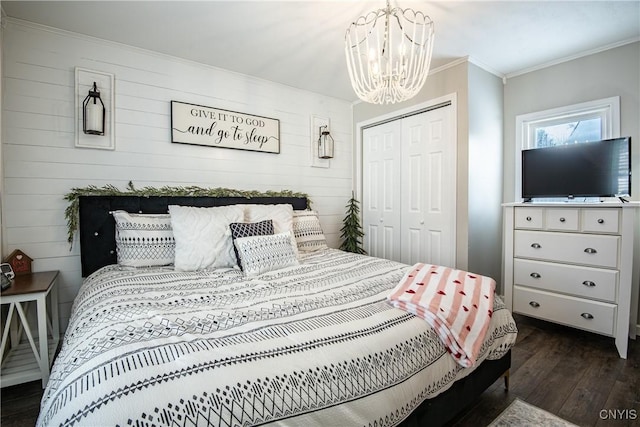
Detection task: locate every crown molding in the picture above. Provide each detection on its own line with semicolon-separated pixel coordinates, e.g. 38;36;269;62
505;37;640;79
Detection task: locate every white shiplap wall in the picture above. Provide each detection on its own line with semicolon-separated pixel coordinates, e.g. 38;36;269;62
1;19;353;330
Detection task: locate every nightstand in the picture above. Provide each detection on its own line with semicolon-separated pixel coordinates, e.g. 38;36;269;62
1;270;60;388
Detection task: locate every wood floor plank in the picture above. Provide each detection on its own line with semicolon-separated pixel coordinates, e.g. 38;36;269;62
524;341;588;414
559;348;625;425
594;380;640;427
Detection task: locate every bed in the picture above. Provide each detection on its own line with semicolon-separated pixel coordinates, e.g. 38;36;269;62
38;196;517;426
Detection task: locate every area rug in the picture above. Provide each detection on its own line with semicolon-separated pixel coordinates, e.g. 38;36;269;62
488;398;578;426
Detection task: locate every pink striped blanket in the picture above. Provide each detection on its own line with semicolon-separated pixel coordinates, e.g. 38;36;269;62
387;263;495;367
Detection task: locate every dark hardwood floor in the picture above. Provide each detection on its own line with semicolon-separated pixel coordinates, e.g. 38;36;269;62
450;314;639;427
2;314;638;426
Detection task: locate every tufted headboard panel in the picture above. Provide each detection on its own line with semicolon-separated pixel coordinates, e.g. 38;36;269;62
78;195;308;277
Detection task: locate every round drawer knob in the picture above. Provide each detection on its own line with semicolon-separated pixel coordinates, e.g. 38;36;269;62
597;218;604;224
529;301;540;308
530;272;541;279
581;313;594;320
559;217;566;222
584;248;597;254
526;216;532;221
582;280;596;287
531;243;541;249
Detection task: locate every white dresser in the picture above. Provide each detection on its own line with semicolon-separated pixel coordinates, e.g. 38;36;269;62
502;203;639;358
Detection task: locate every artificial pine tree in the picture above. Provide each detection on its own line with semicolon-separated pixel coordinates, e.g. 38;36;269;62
339;192;366;254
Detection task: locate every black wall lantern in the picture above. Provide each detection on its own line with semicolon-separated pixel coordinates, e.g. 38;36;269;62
318;125;335;159
82;81;106;135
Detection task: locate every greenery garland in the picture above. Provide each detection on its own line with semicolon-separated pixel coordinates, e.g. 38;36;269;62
64;181;310;246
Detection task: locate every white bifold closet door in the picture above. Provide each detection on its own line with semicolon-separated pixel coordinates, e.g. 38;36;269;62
362;105;455;267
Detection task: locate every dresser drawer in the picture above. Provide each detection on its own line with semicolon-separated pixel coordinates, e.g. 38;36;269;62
545;209;579;231
513;286;615;336
514;230;619;268
513;259;617;302
582;209;620;233
515;207;543;229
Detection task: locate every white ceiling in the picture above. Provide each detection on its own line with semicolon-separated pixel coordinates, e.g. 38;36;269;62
3;1;639;102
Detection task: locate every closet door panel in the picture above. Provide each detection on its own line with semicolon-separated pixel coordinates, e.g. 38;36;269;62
401;118;426;265
424;108;455;267
363;120;402;260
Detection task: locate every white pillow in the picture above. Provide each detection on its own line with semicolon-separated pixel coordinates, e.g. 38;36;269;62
244;204;298;257
234;232;299;277
112;211;175;267
168;204;244;271
292;210;328;252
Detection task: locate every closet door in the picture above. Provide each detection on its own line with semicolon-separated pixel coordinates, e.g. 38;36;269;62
400;107;455;267
362;120;402;260
362;105;455;267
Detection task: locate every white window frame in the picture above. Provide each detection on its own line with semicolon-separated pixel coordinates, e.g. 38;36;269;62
514;96;620;201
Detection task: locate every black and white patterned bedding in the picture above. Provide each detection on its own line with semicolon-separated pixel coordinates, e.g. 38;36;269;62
38;249;517;427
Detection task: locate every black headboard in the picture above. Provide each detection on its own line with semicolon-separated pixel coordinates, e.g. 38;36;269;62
78;195;308;277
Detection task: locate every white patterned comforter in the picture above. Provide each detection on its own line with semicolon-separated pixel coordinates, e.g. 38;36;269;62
38;249;517;427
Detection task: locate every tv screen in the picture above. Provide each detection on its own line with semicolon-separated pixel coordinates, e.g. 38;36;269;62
522;137;631;200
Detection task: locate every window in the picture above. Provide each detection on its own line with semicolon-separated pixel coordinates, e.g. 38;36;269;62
515;96;620;201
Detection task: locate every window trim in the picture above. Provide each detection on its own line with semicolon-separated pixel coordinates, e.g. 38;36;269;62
514;96;620;201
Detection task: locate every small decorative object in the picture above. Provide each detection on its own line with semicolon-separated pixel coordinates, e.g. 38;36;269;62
75;67;115;150
318;125;335;159
0;263;15;279
1;272;10;291
345;0;435;104
4;249;33;275
82;81;106;135
0;263;14;290
171;101;280;153
339;192;366;255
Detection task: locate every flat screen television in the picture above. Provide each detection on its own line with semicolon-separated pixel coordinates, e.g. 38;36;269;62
522;137;631;201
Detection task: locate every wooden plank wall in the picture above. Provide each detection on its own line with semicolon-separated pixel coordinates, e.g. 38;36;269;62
1;19;354;330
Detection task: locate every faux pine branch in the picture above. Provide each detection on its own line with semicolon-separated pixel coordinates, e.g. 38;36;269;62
64;181;309;247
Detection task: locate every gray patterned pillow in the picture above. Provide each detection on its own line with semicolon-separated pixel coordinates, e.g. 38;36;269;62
229;220;274;268
234;232;299;277
112;211;175;267
292;210;328;252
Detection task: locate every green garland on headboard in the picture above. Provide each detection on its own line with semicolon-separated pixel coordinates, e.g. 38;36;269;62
64;181;310;246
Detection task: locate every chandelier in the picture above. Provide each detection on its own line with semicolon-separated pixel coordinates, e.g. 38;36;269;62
345;0;435;104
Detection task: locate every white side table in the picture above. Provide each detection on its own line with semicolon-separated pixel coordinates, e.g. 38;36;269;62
1;270;60;388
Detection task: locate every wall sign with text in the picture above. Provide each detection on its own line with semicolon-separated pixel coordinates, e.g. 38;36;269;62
171;101;280;153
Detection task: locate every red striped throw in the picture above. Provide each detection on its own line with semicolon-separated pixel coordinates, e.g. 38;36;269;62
387;263;495;367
